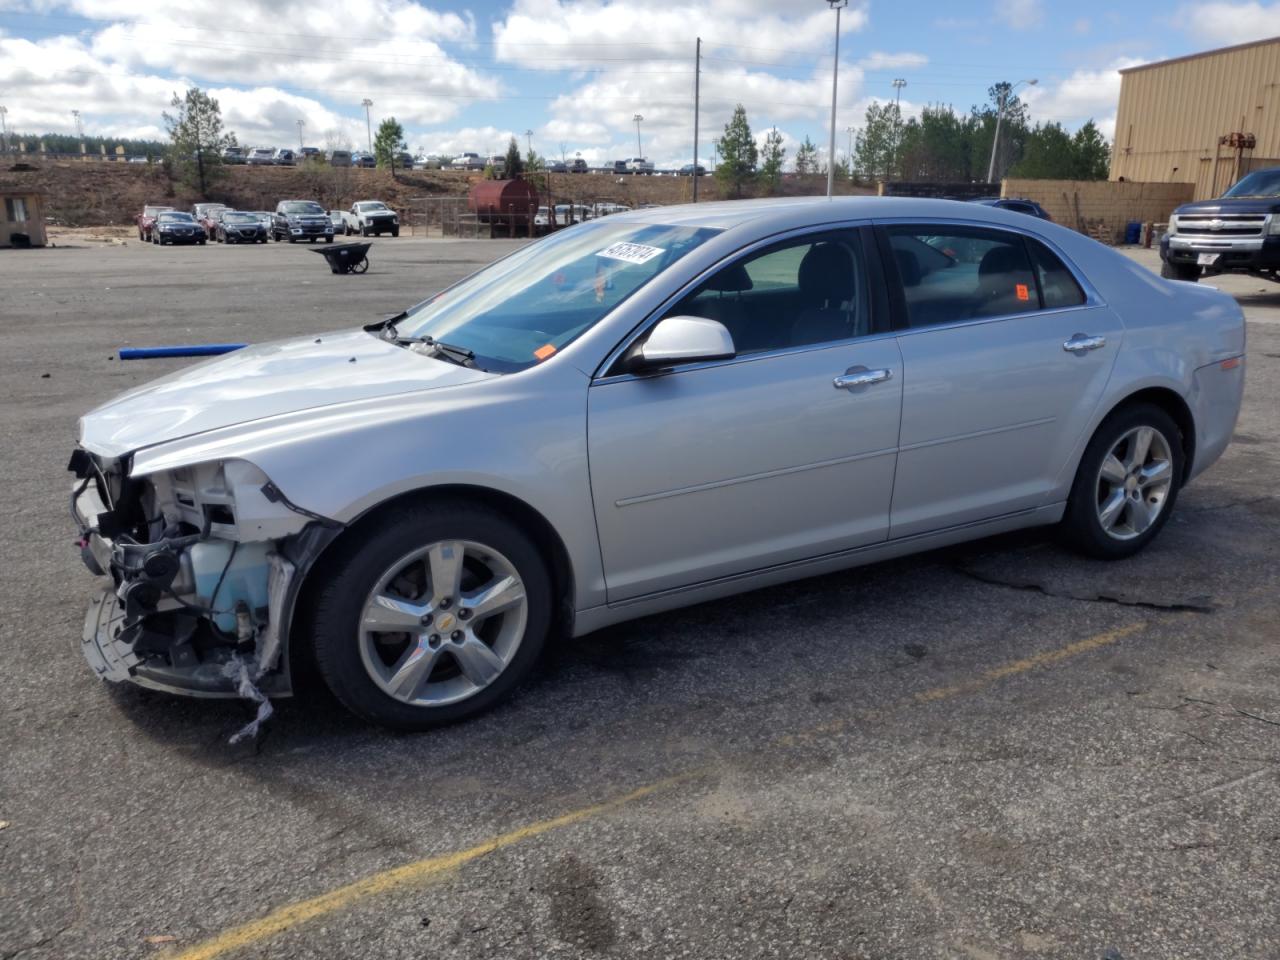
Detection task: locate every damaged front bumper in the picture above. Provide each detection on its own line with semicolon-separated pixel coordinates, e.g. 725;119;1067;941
70;450;331;700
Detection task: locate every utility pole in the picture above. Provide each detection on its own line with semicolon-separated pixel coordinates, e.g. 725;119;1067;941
845;125;855;177
825;0;847;198
633;113;644;158
361;98;373;153
524;128;533;157
692;36;701;201
296;118;305;152
0;106;8;155
71;109;84;154
986;78;1037;184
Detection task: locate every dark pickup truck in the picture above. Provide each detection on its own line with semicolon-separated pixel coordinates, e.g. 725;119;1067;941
1161;166;1280;284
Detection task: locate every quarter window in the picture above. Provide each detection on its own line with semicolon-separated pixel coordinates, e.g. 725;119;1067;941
1028;238;1087;309
886;226;1039;328
665;231;872;355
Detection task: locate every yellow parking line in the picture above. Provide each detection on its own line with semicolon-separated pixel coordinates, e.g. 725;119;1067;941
172;620;1148;960
170;773;701;960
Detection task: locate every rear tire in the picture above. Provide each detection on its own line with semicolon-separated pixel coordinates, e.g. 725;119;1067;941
1160;260;1200;282
308;500;552;730
1060;403;1184;559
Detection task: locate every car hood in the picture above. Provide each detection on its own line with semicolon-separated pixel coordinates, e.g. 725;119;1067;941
79;329;495;458
1174;197;1280;215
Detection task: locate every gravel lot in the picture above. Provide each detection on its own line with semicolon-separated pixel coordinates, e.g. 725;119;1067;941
1;236;1277;960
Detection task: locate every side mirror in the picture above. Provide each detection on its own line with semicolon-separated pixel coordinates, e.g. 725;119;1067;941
630;315;735;371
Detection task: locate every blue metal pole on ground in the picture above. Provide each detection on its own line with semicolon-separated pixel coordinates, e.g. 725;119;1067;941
118;344;247;360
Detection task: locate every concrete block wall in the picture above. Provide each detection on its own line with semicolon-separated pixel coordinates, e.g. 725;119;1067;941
1001;178;1194;243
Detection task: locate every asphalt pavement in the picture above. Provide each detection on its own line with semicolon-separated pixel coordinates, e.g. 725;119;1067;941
1;237;1277;960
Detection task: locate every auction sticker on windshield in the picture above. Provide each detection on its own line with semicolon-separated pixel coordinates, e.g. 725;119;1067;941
597;242;665;265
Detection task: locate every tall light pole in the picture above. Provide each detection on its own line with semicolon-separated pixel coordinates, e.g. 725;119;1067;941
633;113;644;158
890;78;907;176
524;128;533;158
845;125;855;174
361;98;373;153
0;106;8;154
825;0;848;198
296;118;305;152
71;109;84;153
986;78;1036;183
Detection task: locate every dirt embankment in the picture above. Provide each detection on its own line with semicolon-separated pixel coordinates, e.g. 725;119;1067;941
1;159;874;228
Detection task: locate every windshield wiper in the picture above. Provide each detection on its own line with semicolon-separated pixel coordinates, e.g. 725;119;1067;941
390;332;476;367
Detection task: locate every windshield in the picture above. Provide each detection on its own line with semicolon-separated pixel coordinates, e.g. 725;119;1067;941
281;201;325;215
357;202;387;211
390;221;721;373
159;212;194;222
144;206;171;216
1222;168;1280;198
224;213;255;222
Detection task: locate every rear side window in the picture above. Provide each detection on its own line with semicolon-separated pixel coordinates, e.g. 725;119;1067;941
1028;239;1087;309
885;226;1038;328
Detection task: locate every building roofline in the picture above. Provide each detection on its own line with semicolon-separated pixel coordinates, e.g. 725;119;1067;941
1120;35;1280;74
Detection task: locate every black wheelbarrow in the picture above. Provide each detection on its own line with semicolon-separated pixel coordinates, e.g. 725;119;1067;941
313;241;371;274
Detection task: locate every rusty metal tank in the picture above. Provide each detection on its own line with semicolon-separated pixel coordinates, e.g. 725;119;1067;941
468;177;539;224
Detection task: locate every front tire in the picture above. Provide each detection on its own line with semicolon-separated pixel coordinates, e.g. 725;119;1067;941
1160;260;1200;282
309;501;552;730
1061;403;1184;559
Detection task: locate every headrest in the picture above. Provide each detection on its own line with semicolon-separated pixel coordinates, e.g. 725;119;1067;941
978;245;1028;277
704;262;753;293
798;243;855;302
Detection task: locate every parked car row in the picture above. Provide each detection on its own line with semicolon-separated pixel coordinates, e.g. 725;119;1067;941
140;198;399;245
223;147;380;168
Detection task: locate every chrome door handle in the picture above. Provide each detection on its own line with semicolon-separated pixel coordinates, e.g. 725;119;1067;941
833;367;892;390
1063;334;1106;354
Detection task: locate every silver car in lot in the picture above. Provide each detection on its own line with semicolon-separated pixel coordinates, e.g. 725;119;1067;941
71;198;1246;729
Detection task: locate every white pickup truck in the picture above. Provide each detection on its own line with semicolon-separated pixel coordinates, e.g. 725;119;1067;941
339;200;400;237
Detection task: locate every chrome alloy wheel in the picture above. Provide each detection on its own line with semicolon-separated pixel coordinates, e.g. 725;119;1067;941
1095;425;1174;541
358;540;528;707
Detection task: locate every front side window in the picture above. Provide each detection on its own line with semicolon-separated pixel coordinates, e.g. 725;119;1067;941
662;231;872;356
886;226;1038;327
392;221;721;373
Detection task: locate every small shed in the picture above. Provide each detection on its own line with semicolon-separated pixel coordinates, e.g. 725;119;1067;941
1;187;47;248
468;178;539;227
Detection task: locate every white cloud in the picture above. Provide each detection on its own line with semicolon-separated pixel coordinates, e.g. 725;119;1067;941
1021;57;1148;139
490;0;877;168
994;0;1045;30
858;51;929;72
1173;2;1280;46
0;0;498;146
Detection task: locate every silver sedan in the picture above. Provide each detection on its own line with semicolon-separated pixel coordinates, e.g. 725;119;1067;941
72;197;1246;729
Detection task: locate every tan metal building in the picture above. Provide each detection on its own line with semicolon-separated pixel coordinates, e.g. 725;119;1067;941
1111;36;1280;200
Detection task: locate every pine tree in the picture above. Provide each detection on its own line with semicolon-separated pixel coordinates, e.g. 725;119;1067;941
373;117;406;173
504;136;524;178
759;127;786;194
795;136;819;176
715;104;757;198
163;88;237;196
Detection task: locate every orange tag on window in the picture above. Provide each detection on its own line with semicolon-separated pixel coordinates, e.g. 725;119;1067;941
1016;283;1030;301
534;343;557;361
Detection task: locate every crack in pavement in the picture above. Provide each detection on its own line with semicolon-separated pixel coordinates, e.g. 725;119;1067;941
951;565;1216;614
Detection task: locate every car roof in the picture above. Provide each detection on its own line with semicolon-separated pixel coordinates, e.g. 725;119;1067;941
611;195;1048;232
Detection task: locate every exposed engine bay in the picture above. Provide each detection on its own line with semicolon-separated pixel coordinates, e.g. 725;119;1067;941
69;448;340;716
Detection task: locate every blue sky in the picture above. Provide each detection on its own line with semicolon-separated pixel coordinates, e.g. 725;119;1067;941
1;0;1277;168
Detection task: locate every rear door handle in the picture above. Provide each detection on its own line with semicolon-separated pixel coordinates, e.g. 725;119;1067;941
1063;334;1106;354
833;367;892;390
